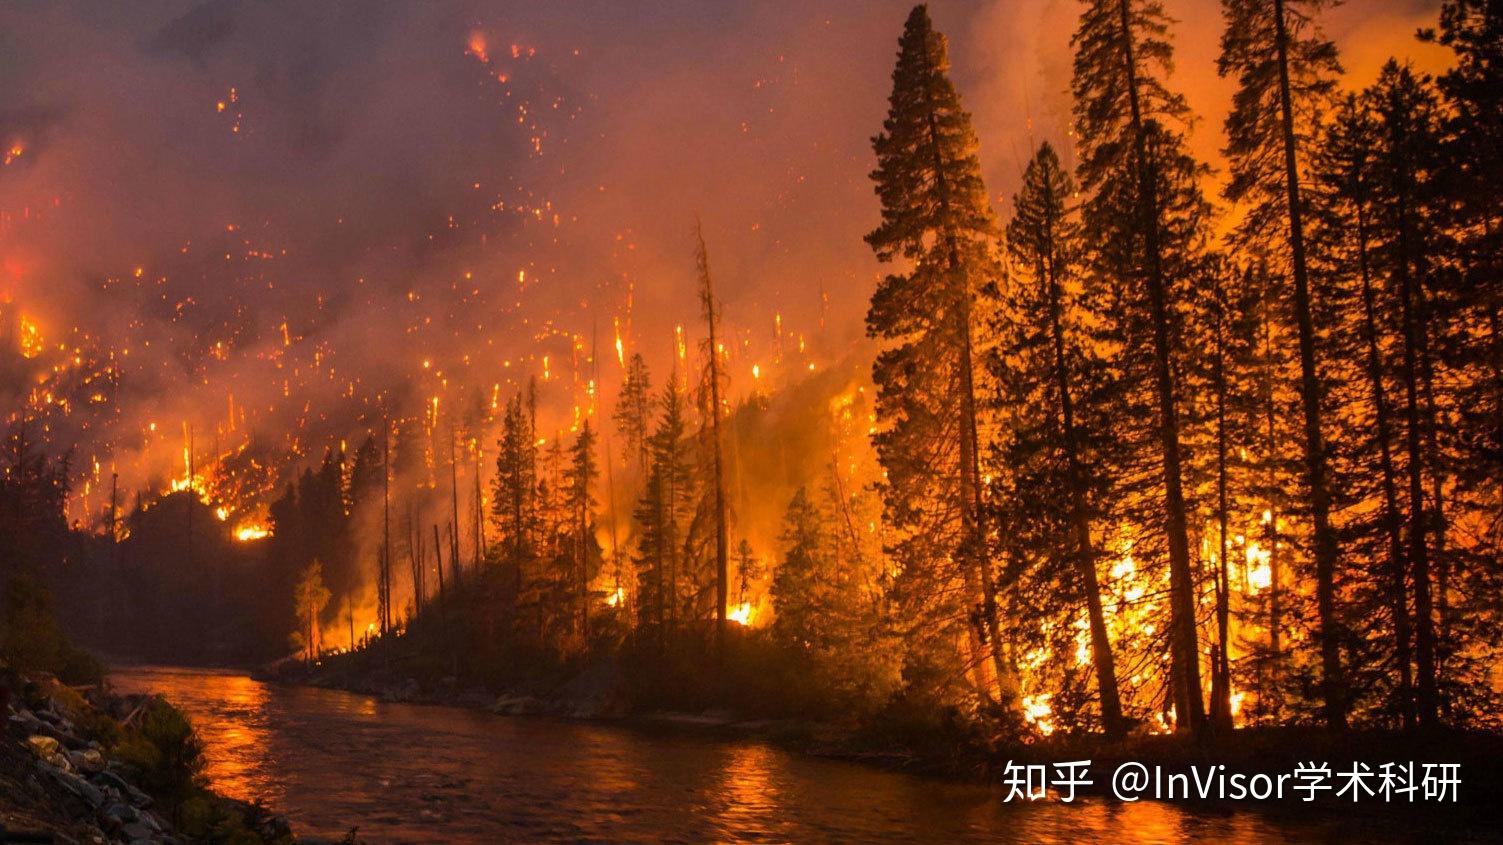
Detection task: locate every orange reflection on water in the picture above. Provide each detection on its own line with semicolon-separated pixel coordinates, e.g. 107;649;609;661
195;673;277;804
712;743;785;841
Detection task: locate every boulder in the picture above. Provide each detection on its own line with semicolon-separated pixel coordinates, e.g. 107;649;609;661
25;733;62;760
92;769;154;808
69;747;107;774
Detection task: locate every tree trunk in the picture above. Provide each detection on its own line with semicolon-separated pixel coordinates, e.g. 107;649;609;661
921;95;1017;710
1272;0;1345;729
1115;0;1204;733
1393;173;1439;727
697;226;730;659
1354;204;1414;728
1040;225;1126;736
1210;274;1233;731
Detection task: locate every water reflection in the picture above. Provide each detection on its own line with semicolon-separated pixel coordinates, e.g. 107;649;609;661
711;743;784;842
111;667;1423;844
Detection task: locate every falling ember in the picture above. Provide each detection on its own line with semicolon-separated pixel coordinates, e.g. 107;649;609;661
466;31;490;63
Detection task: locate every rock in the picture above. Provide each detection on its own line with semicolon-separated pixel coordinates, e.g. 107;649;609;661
38;757;106;808
26;733;63;759
102;799;138;827
93;770;154;808
382;678;422;702
69;747;107;774
121;821;152;840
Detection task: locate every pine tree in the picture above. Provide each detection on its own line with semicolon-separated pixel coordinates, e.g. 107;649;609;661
1424;4;1503;507
1183;259;1262;728
1219;0;1347;729
566;420;600;638
1422;0;1503;725
1070;0;1216;733
293;558;331;662
1364;63;1449;726
995;142;1125;736
492;395;534;565
733;539;761;608
865;4;1015;712
1310;94;1415;726
772;485;901;713
633;376;693;636
615;353;653;473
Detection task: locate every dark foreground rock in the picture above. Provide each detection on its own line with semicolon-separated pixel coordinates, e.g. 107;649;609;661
2;666;295;844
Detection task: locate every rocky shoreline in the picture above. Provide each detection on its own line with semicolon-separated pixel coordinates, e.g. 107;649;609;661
2;668;295;845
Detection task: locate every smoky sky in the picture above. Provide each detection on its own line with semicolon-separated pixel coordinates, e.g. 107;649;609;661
0;0;1449;495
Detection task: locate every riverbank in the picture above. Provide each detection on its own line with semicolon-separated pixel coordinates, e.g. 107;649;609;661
268;648;1503;838
1;664;297;845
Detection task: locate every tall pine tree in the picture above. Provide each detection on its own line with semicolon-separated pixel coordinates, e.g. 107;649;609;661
1219;0;1347;729
1071;0;1216;733
995;142;1125;736
866;4;1016;713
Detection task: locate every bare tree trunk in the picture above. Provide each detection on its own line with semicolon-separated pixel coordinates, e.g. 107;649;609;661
1210;274;1233;731
450;427;463;588
695;224;730;658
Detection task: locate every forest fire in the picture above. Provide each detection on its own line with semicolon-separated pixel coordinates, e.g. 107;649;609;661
234;524;270;542
1;2;1501;841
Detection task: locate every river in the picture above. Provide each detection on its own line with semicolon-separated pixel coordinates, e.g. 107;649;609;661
111;666;1425;844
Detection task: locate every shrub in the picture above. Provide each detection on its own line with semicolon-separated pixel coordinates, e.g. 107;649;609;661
114;697;205;819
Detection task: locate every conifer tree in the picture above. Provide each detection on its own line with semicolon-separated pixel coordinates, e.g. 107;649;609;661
1364;63;1448;726
1310;94;1414;726
995;142;1125;735
566;420;600;638
633;376;693;635
492;395;535;566
1219;0;1347;728
1070;0;1216;732
615;354;653;473
865;4;1015;711
1424;4;1503;501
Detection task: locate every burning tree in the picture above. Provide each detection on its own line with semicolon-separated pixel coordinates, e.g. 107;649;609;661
864;4;1016;717
1069;0;1221;735
293;558;331;662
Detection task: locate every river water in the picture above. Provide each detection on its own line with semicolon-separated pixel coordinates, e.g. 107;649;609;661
111;666;1424;844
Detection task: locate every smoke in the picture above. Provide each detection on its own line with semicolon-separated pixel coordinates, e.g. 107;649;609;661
0;0;1450;537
